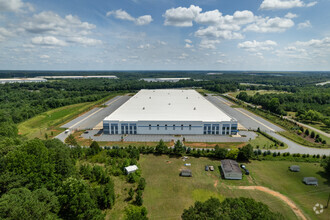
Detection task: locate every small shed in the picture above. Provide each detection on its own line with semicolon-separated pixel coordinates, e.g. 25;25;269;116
180;169;192;177
221;159;242;180
289;165;300;172
303;177;318;185
124;165;138;174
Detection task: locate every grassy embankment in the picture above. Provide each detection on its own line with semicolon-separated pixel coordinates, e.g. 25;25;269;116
138;154;329;220
249;132;287;149
18;93;124;139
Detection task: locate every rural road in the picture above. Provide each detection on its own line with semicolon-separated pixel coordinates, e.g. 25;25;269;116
236;186;307;220
283;117;330;138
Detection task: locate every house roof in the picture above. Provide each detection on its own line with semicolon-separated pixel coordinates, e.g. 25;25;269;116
290;165;300;170
124;165;138;172
221;159;242;174
303;177;318;182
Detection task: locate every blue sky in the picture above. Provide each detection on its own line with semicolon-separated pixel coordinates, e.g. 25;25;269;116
0;0;329;70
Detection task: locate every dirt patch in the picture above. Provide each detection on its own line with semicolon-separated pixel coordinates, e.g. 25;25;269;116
236;186;307;220
214;180;218;188
166;160;172;164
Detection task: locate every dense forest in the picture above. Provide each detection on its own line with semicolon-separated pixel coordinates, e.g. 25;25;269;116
236;85;330;128
0;114;149;219
1;71;329;125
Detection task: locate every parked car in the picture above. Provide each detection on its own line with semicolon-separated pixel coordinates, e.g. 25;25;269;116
240;164;246;169
205;166;209;171
84;130;89;134
245;169;250;175
209;166;214;171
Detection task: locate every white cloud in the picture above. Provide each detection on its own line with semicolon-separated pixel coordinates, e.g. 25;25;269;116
0;27;13;41
31;36;67;46
238;40;277;52
199;39;220;49
185;39;192;44
297;20;311;29
135;15;153;25
195;26;244;39
106;9;135;21
138;43;151;49
157;40;167;45
107;9;152;25
163;5;202;27
40;54;50;59
23;11;95;36
260;0;317;10
68;37;102;46
195;9;222;25
19;11;102;46
178;53;189;59
244;17;294;33
294;37;330;47
0;0;33;13
185;43;193;48
285;12;297;19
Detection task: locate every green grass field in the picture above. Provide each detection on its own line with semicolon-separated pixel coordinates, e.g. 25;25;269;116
138;155;330;219
140;155;330;219
249;132;287;149
18;93;122;139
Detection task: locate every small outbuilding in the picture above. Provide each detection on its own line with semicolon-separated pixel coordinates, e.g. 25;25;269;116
124;165;138;174
221;159;242;180
303;177;318;185
180;169;192;177
289;165;300;172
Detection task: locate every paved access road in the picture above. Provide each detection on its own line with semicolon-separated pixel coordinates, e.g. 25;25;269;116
61;95;131;130
56;95;130;141
207;95;330;155
206;95;283;132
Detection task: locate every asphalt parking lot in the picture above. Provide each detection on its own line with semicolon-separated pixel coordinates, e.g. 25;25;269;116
82;130;257;143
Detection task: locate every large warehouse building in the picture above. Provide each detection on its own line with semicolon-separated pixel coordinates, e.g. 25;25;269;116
103;89;237;135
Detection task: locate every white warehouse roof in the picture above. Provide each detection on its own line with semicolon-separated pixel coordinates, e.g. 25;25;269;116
104;89;235;122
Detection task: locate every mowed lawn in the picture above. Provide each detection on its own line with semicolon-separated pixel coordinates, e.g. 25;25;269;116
139;155;329;220
18;102;90;139
249;160;330;220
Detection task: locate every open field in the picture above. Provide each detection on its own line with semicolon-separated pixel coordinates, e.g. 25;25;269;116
138;155;330;219
18;93;122;139
228;90;290;97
